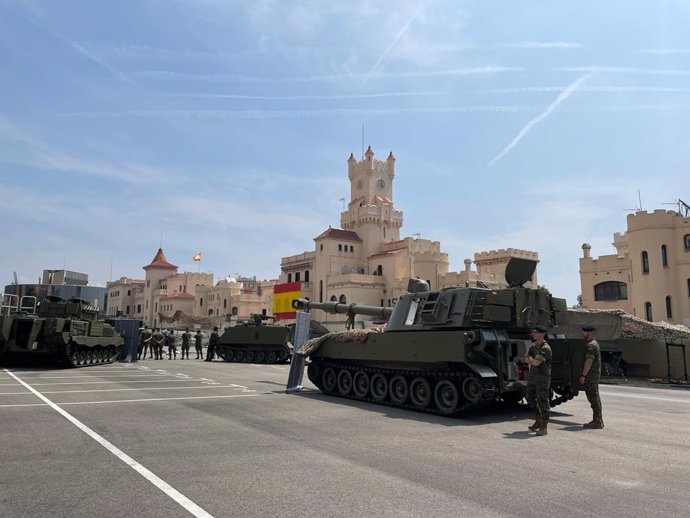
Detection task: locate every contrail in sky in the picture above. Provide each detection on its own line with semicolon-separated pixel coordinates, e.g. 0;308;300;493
487;74;591;167
366;1;429;84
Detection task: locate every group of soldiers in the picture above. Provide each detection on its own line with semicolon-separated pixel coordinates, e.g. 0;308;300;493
137;326;220;361
524;323;604;437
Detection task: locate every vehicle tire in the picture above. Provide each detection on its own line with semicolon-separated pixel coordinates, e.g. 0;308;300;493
337;369;353;395
352;371;370;398
462;377;482;403
434;379;459;414
409;377;432;408
389;375;409;405
322;367;337;394
370;373;388;402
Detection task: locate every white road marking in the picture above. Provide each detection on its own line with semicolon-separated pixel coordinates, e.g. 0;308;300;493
0;385;257;395
0;392;268;408
3;374;176;379
601;390;690;404
0;379;207;386
3;369;215;518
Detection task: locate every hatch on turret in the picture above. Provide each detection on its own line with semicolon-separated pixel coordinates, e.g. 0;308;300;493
504;258;537;288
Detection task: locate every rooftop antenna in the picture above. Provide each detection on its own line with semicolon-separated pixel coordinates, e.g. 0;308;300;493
662;198;690;216
623;188;644;212
361;124;365;159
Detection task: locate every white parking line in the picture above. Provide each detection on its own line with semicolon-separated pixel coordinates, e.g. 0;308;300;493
0;385;256;395
3;368;215;518
0;392;268;408
0;379;207;386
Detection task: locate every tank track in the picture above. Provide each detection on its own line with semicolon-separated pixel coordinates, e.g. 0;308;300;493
56;342;121;368
216;346;289;364
307;359;499;417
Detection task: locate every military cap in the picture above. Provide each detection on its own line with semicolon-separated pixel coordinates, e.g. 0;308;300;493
582;324;595;332
532;324;548;333
213;326;218;331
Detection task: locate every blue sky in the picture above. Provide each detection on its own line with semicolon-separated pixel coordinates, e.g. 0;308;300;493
1;0;688;306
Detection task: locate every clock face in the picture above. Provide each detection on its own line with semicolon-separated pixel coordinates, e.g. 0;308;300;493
356;179;364;190
376;178;385;189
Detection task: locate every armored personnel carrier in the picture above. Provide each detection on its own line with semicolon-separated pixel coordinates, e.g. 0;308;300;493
292;258;585;416
215;314;330;364
0;294;123;368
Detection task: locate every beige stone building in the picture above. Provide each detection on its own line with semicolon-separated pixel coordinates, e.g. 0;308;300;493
579;205;690;327
106;249;275;329
280;146;538;323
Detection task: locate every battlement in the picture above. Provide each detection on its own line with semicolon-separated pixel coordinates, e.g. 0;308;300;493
347;146;395;180
474;248;538;262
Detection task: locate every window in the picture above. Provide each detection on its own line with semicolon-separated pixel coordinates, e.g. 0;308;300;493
644;301;653;321
594;281;628;301
126;305;130;314
305;270;310;282
295;272;300;282
338;244;342;251
339;294;347;303
200;298;203;307
641;251;649;274
232;307;238;316
666;296;673;318
350;245;353;252
661;245;668;267
685;234;690;249
287;273;292;282
223;299;227;309
137;304;141;313
376;265;383;276
330;295;337;302
127;290;131;296
320;244;323;251
319;280;323;302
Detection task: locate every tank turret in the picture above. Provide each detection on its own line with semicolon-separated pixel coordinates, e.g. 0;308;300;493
293;258;583;416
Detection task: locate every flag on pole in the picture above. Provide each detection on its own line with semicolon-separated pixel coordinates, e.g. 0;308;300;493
193;253;202;262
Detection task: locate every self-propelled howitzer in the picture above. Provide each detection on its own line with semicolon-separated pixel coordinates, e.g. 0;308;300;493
292;258;584;416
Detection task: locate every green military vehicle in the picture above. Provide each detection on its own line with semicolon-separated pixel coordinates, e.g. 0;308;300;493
293;258;585;416
0;293;123;368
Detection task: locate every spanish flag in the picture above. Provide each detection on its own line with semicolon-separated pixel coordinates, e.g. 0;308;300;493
192;253;202;262
273;281;301;320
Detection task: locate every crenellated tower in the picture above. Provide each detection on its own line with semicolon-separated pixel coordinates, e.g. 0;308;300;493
341;146;403;256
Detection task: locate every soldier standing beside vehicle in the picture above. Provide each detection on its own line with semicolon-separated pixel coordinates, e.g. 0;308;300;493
580;324;603;429
194;329;203;359
167;329;177;359
205;326;219;361
152;328;165;360
138;325;153;360
181;327;191;359
524;324;552;436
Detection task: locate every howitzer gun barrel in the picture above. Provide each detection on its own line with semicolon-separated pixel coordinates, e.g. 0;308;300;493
292;299;393;319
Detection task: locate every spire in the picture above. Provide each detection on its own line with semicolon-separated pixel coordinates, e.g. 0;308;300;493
348;152;356;163
143;247;178;270
387;151;396;161
365;145;374;160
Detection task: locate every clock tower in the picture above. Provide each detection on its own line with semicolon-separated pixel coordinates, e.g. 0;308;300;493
341;146;403;256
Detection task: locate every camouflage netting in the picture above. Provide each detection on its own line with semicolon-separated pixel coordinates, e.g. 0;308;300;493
567;308;690;342
158;310;228;327
297;324;387;357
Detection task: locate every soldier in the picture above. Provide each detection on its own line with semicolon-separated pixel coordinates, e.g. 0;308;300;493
167;329;177;359
138;325;153;360
152;328;165;360
205;326;219;361
194;329;203;359
580;324;604;429
524;324;552;436
181;327;191;359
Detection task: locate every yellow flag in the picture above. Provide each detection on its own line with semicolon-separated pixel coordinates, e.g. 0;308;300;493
193;253;202;262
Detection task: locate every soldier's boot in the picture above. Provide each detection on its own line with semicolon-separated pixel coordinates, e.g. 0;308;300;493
528;415;541;431
583;416;604;429
535;421;548;436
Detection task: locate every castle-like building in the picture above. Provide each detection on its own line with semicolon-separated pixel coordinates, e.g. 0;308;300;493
579;204;690;326
280;146;537;322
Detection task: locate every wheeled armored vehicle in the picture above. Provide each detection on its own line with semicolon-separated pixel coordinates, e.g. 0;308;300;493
293;258;585;416
0;293;123;368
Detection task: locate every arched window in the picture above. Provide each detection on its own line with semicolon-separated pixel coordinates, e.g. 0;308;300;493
641;251;649;274
338;244;342;251
232;307;238;316
339;294;347;303
644;301;653;321
661;245;668;267
208;309;213;316
223;299;227;309
330;295;337;302
666;296;672;319
685;234;690;250
594;281;628;301
376;265;383;276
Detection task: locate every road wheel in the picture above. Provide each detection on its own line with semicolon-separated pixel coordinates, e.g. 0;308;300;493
235;350;245;362
246;351;255;363
266;350;277;363
337;369;353;395
370;373;388;402
434;379;459;414
352;371;370;398
389;375;409;405
256;351;266;362
322;367;337;394
462;377;482;403
410;377;431;408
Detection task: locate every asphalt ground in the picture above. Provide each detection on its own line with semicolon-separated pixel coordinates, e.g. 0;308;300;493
1;359;689;518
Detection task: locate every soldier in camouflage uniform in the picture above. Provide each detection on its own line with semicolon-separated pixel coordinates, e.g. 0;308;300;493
167;329;177;359
524;324;552;436
194;330;203;359
205;326;219;361
580;324;603;429
137;325;153;360
181;327;192;359
152;328;165;360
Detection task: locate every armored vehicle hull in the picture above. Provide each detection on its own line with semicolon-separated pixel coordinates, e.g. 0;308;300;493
215;324;292;364
0;294;123;368
295;258;585;416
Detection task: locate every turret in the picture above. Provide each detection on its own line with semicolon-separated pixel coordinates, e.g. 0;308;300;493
291;299;393;320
